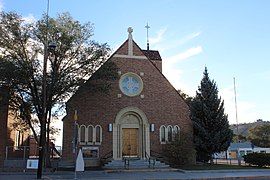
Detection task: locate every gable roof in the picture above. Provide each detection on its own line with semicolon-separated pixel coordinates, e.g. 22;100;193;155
110;28;188;106
65;28;189;111
142;50;162;61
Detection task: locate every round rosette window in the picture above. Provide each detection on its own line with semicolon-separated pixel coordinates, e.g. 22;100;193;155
119;72;143;97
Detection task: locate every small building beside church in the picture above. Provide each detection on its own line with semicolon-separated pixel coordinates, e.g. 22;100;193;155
0;87;30;167
62;28;195;166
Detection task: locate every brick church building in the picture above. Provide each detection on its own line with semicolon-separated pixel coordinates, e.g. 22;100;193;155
62;28;195;166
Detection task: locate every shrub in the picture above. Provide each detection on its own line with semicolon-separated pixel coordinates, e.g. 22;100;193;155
165;132;196;165
243;153;270;167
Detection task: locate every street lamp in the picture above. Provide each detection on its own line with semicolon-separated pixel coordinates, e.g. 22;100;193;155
37;39;49;180
37;41;56;179
48;42;57;49
37;0;56;178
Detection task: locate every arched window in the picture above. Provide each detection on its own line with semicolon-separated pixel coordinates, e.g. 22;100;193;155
160;125;166;143
79;125;86;144
15;130;23;148
95;125;102;144
87;125;94;144
173;125;180;141
167;125;173;142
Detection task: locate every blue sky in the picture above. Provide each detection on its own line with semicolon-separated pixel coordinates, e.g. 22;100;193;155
1;0;270;125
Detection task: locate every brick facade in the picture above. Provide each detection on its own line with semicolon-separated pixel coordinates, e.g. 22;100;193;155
62;29;195;165
0;87;30;167
0;88;9;166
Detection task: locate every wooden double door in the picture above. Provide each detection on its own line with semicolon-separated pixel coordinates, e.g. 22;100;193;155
122;128;138;157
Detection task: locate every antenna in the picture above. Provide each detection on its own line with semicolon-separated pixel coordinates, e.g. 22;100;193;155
233;77;239;136
145;23;150;50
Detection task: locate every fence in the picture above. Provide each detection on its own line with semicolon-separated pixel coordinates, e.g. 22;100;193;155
5;145;62;160
213;158;246;166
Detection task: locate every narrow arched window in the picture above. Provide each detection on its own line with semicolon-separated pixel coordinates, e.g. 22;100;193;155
168;126;173;142
87;125;94;144
160;125;166;143
79;125;86;143
15;130;21;148
95;125;102;144
173;125;180;141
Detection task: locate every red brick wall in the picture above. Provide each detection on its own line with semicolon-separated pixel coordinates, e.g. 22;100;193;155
151;60;162;72
62;38;194;162
0;88;31;166
0;88;9;166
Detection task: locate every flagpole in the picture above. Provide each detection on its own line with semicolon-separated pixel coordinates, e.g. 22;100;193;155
233;77;239;135
233;77;241;166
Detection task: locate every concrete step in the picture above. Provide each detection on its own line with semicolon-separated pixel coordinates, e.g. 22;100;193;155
103;159;170;170
57;160;75;169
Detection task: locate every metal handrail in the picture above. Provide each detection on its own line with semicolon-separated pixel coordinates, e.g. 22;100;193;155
100;151;113;165
123;157;129;169
150;150;170;165
145;151;155;168
145;151;150;166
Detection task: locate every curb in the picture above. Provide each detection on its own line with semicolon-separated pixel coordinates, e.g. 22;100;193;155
185;176;270;180
181;168;270;173
105;168;180;173
145;176;270;180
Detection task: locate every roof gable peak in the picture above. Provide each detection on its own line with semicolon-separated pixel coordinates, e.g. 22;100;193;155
112;27;147;59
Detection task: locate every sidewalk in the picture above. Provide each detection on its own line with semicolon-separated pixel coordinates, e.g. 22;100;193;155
1;168;270;179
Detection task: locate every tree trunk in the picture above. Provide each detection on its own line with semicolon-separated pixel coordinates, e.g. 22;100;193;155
209;152;214;165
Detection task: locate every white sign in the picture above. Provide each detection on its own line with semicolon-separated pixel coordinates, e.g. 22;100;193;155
76;149;85;172
26;159;39;169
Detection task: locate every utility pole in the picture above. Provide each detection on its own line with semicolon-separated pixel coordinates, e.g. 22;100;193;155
37;0;50;178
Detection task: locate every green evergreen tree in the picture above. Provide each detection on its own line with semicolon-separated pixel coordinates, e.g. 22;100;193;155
190;67;233;163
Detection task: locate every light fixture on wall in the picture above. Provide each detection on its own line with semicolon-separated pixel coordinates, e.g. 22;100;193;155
108;123;113;132
150;124;155;132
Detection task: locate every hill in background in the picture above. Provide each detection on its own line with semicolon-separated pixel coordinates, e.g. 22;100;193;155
230;119;270;137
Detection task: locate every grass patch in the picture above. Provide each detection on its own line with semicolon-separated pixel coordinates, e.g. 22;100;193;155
175;164;269;170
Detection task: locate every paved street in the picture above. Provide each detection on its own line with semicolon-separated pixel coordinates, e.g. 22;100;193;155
1;169;270;180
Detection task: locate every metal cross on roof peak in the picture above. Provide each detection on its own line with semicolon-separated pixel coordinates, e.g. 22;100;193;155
145;23;150;50
128;27;133;34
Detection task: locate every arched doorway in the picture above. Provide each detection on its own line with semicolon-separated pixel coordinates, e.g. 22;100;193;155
113;107;150;160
